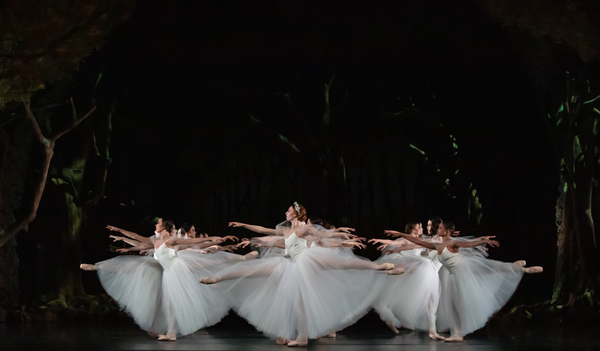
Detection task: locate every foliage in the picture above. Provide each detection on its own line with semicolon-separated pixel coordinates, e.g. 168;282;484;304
0;0;136;106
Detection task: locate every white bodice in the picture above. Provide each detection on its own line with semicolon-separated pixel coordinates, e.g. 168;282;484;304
153;242;178;269
284;232;308;260
438;247;461;273
427;249;443;271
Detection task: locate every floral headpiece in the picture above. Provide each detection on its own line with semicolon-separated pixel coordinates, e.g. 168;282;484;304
293;201;301;214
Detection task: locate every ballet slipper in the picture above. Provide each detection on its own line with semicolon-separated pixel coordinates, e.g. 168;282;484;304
514;260;526;267
80;264;97;271
387;268;404;275
376;263;394;271
276;338;289;344
445;335;463;342
200;277;220;284
323;331;336;338
287;339;308;347
158;335;176;341
429;331;445;340
386;321;399;334
523;266;543;274
241;251;259;261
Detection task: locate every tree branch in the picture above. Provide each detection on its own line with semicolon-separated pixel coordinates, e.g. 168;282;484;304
23;98;46;144
50;100;96;141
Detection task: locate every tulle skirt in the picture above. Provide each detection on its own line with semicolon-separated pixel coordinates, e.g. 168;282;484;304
436;256;524;336
96;252;231;336
373;253;440;331
210;246;386;340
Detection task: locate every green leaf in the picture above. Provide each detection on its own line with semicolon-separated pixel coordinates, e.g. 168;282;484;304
583;94;600;105
409;144;426;156
279;135;301;153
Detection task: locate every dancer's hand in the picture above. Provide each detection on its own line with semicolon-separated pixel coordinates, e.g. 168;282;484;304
336;227;355;234
106;225;121;233
116;248;129;253
479;236;495;240
384;230;401;237
346;241;366;249
485;239;500;248
236;240;251;248
228;222;244;228
377;244;388;251
349;237;366;242
222;235;239;242
368;238;385;244
452;230;461;236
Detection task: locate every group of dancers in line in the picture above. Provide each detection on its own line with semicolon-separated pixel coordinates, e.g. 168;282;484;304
80;202;543;345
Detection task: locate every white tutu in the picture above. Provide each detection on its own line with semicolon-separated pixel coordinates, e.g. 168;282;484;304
210;232;386;340
95;241;231;336
374;250;440;331
436;247;524;336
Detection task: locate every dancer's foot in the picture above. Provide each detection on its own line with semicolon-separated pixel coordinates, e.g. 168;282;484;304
241;251;259;261
375;263;394;271
287;337;308;347
323;331;336;338
200;277;220;284
429;331;445;340
80;264;97;271
514;260;526;267
276;338;289;345
445;335;463;342
523;266;543;274
158;335;176;341
386;321;399;334
148;332;159;338
387;268;404;275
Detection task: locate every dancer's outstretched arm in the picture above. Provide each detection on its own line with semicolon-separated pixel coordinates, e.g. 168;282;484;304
106;225;152;244
298;225;353;239
229;222;277;235
116;242;153;253
110;235;143;247
388;231;436;250
452;238;499;249
169;236;233;246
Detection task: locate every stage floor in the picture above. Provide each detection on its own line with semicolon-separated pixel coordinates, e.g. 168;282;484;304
1;316;596;351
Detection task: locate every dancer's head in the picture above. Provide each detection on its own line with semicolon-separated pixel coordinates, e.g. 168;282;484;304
308;216;331;229
181;223;197;238
286;202;307;222
156;217;174;235
427;216;443;236
444;221;457;236
404;222;419;236
436;222;451;237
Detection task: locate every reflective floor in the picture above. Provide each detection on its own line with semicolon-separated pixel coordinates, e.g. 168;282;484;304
1;313;597;351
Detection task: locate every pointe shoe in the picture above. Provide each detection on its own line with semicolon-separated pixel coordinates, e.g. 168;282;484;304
241;251;259;261
158;335;176;341
376;263;394;271
200;277;220;284
387;268;404;275
514;260;526;267
429;332;445;340
445;335;463;342
276;338;289;345
80;264;97;271
287;339;308;347
386;321;399;334
523;266;543;274
323;331;336;338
